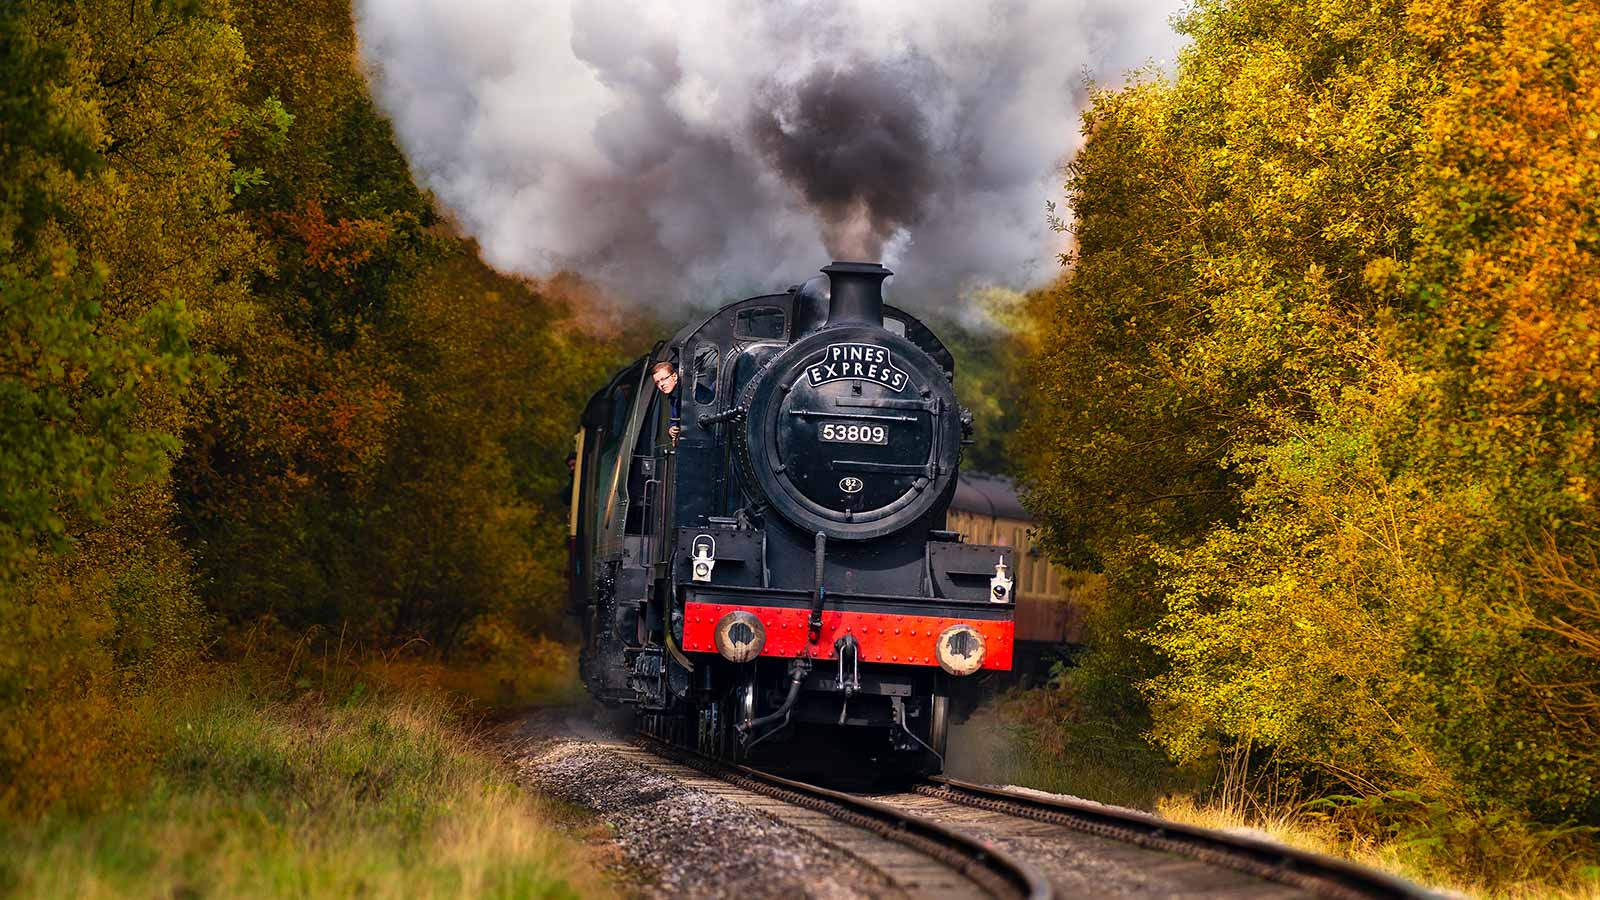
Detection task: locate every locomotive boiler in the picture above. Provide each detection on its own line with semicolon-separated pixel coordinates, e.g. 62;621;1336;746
569;262;1016;773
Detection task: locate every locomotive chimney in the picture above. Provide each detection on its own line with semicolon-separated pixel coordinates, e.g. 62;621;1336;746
822;261;890;327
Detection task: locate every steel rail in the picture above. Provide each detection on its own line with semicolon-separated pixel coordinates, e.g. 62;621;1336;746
638;735;1052;900
921;776;1443;900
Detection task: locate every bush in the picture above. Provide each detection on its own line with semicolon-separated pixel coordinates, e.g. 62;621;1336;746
1022;0;1600;885
1;0;632;817
0;680;603;898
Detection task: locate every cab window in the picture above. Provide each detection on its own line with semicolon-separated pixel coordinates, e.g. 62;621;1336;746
735;306;786;340
692;345;719;405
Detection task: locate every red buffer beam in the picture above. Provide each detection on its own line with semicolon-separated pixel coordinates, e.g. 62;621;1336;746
682;601;1014;671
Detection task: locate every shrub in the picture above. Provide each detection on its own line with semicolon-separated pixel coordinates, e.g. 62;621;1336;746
1022;0;1600;884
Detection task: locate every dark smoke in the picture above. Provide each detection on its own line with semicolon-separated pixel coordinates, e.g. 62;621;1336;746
753;62;939;260
354;0;1187;313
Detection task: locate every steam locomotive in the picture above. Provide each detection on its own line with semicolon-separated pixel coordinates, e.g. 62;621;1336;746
569;262;1016;773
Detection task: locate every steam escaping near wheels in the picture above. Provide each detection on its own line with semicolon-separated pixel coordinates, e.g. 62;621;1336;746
352;0;1186;312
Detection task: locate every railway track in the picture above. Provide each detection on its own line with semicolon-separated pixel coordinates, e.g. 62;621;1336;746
636;723;1437;900
635;731;1051;899
892;777;1441;900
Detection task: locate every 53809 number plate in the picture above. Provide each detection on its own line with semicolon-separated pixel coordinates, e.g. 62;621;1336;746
818;422;888;445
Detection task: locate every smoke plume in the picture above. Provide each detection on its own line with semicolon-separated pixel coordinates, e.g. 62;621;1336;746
353;0;1184;310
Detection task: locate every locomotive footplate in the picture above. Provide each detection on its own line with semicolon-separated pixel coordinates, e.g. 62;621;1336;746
680;584;1014;672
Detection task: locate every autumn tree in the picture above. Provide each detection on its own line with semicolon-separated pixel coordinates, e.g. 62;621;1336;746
0;0;261;812
172;0;635;648
1024;0;1600;881
1;0;635;814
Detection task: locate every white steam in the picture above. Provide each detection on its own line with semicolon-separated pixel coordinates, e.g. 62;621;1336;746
353;0;1185;309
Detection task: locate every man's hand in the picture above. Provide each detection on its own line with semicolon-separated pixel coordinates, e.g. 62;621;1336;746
669;425;681;445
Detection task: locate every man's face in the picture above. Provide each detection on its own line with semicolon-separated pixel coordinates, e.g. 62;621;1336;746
653;368;678;394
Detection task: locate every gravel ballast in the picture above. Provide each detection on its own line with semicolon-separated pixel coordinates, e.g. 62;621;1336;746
500;711;902;899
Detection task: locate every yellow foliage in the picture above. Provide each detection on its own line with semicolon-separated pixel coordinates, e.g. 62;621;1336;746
1023;0;1600;888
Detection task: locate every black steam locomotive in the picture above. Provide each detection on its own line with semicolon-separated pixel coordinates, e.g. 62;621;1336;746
569;262;1016;772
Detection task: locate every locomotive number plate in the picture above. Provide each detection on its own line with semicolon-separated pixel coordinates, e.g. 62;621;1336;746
818;422;888;445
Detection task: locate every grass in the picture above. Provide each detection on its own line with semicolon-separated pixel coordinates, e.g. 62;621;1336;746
993;684;1600;900
1002;743;1600;899
0;681;609;899
1155;794;1600;900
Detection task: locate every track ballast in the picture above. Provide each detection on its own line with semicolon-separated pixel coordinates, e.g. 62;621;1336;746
638;714;1437;900
637;726;1051;900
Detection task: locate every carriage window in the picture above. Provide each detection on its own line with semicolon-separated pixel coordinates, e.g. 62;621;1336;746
692;345;719;405
609;383;634;437
593;376;637;536
883;316;907;337
735;306;786;339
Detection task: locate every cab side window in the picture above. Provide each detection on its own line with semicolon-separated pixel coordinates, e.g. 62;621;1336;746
735;306;786;340
692;345;719;405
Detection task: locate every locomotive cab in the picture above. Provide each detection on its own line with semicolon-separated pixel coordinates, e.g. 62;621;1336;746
571;262;1016;775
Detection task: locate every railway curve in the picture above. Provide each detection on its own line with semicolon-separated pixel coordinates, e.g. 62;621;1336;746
638;723;1440;900
637;727;1050;900
505;707;1438;899
912;777;1438;900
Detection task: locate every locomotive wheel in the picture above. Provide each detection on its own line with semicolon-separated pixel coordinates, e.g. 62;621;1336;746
702;675;755;762
930;694;950;761
697;700;721;756
729;676;756;762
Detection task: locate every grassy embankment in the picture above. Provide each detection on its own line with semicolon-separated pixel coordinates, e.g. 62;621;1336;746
990;687;1600;900
0;638;607;899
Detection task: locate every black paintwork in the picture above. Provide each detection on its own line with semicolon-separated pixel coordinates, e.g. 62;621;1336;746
570;262;1014;769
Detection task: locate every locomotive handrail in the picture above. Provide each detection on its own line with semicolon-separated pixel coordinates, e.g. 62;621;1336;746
683;581;1015;611
832;395;938;411
829;460;937;475
697;406;745;427
788;408;921;423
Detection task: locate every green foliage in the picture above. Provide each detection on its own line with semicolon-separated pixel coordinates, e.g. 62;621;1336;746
0;3;198;575
1023;0;1600;884
1;0;631;818
1;0;252;814
0;684;600;898
933;288;1036;476
171;0;629;650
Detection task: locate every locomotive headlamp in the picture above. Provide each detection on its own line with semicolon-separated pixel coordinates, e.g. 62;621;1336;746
935;624;987;676
990;556;1014;603
713;611;766;663
690;534;716;583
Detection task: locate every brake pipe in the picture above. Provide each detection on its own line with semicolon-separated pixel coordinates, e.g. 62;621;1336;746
808;530;827;642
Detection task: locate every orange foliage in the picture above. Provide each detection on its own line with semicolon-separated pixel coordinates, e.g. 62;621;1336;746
1417;0;1600;498
278;198;395;285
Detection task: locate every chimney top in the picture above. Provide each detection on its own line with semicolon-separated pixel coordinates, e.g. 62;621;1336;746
821;261;890;327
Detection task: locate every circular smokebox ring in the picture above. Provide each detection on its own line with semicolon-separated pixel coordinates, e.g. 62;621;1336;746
736;324;961;542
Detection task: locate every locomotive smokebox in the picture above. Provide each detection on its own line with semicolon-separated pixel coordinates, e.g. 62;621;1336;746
822;261;891;327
